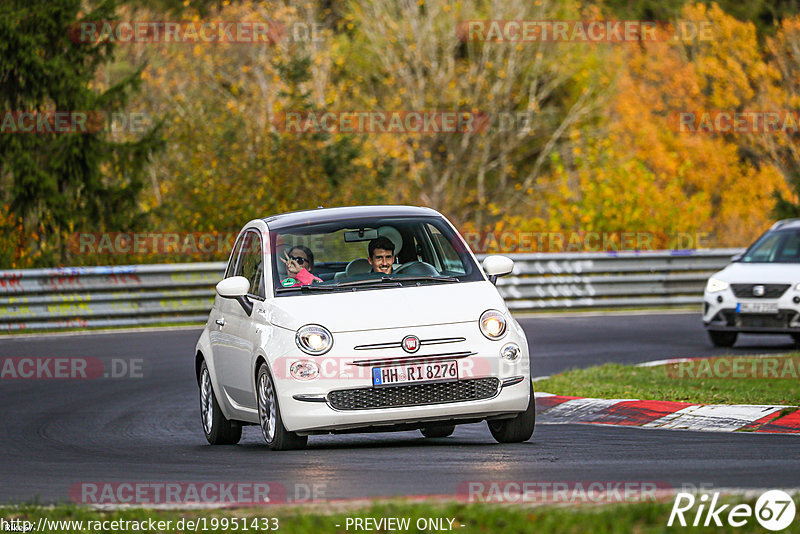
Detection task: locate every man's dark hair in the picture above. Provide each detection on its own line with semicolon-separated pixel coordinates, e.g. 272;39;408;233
288;245;314;268
368;236;395;258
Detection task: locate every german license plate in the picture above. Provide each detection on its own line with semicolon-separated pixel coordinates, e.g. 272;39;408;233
736;302;779;314
372;360;458;387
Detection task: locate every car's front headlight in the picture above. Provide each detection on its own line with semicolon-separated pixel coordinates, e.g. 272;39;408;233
480;310;507;340
706;278;730;293
295;324;333;355
795;282;800;291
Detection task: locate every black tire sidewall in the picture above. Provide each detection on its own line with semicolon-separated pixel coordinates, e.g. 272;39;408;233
256;363;307;450
489;381;535;443
200;361;240;445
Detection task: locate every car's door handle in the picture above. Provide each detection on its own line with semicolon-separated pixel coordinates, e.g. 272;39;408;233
215;318;226;327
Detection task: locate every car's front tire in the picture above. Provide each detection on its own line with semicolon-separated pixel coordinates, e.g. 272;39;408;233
256;363;308;451
199;361;242;445
488;382;535;444
420;424;455;438
708;330;738;347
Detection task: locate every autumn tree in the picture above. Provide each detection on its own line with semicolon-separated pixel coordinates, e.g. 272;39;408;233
0;0;161;267
341;0;612;229
123;1;390;247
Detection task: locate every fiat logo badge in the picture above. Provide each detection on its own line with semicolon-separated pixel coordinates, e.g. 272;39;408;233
402;335;420;353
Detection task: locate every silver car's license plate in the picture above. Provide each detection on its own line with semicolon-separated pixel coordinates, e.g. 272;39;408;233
736;302;779;314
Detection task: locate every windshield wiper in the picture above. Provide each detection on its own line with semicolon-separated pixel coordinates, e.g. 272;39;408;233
275;284;339;293
334;277;402;288
395;275;460;283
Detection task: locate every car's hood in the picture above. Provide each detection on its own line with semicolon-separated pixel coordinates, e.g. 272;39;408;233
265;281;507;332
713;262;800;284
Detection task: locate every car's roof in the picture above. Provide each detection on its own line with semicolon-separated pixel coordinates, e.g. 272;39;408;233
770;219;800;231
262;205;442;230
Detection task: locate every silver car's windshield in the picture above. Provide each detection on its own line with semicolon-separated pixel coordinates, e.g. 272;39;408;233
270;216;482;295
741;230;800;263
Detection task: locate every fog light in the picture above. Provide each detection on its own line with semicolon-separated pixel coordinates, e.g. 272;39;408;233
500;343;520;361
794;296;800;304
290;360;319;380
717;295;723;303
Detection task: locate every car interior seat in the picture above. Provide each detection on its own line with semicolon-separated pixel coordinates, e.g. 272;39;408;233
334;258;372;281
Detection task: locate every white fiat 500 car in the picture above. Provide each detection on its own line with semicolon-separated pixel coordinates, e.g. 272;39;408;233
704;219;800;347
195;206;533;450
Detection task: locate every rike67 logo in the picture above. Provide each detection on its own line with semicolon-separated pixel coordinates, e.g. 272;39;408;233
668;490;796;531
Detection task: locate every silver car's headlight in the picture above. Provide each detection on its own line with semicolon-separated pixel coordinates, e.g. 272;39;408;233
295;324;333;355
706;278;729;293
479;310;507;340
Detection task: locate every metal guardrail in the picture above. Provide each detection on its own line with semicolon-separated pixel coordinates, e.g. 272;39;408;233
0;250;743;331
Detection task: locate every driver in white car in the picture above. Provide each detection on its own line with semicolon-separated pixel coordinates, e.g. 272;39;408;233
367;236;395;275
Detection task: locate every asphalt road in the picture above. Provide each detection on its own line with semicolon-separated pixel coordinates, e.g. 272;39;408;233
523;311;797;377
1;313;798;504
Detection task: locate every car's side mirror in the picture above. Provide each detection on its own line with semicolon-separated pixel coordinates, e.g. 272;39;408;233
482;255;514;285
216;276;253;315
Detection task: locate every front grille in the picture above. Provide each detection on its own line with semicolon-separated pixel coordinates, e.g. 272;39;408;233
731;284;790;298
327;377;500;411
736;314;789;328
720;310;795;328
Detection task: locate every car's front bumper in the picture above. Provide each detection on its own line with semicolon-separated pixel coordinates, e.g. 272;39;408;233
267;317;531;433
704;308;800;334
279;376;530;434
703;287;800;334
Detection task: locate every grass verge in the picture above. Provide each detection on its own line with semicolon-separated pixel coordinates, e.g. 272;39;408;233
2;496;798;534
535;354;800;405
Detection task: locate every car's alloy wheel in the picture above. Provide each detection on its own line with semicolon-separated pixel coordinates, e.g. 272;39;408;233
199;361;242;445
708;330;738;348
488;381;535;444
256;363;308;451
420;424;456;438
257;369;277;442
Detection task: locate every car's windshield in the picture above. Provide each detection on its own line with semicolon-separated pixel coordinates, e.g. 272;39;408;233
270;216;482;295
741;229;800;263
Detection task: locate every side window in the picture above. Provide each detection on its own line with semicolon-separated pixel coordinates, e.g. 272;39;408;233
776;233;800;261
225;233;246;279
235;231;265;299
427;224;466;274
